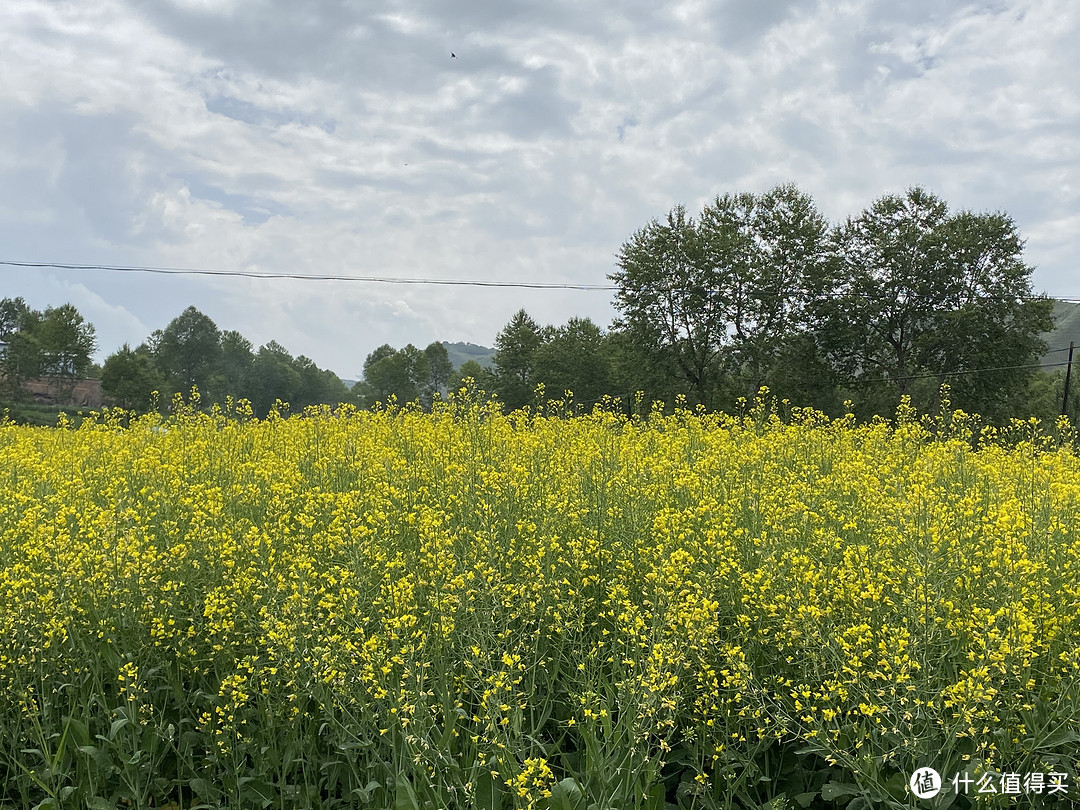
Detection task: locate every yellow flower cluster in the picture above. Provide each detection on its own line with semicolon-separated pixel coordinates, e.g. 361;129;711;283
0;396;1077;806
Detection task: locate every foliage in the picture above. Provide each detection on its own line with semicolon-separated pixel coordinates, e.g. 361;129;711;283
153;305;223;396
452;359;497;398
0;297;97;402
611;185;828;407
360;342;452;409
105;307;348;415
531;317;613;407
101;344;163;411
810;188;1053;420
1;396;1078;808
494;310;545;410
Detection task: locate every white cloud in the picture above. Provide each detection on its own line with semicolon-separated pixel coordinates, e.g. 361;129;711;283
0;0;1077;377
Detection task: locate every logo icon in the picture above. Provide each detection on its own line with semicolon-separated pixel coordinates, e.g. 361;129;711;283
910;767;942;799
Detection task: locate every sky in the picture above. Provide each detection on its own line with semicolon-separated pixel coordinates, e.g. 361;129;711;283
1;0;1077;381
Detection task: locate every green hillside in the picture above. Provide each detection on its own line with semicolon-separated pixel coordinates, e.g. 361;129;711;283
1042;301;1080;370
442;341;495;370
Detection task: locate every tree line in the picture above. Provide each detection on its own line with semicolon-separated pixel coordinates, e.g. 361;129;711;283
605;184;1058;423
1;184;1072;424
101;306;352;416
376;185;1065;424
0;301;353;418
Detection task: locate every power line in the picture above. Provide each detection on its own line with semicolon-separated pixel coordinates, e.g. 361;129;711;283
851;360;1074;386
5;259;1080;302
0;260;616;291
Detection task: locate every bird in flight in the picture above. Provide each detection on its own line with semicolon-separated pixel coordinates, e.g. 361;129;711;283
451;52;457;58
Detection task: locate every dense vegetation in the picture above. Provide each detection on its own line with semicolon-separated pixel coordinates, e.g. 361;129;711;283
1;396;1078;808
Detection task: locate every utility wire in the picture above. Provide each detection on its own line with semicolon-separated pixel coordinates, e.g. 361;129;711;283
0;260;616;291
852;360;1074;386
5;259;1080;302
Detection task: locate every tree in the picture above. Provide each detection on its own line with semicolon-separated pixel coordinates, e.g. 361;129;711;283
611;184;827;408
611;205;718;407
811;188;1053;420
0;297;42;400
102;344;162;411
450;359;496;397
422;342;454;407
220;330;255;400
250;341;302;416
362;344;428;406
37;304;98;400
292;355;350;409
603;327;683;413
0;297;32;342
1;298;98;403
701;184;829;398
492;309;543;410
155;306;223;397
532;317;613;406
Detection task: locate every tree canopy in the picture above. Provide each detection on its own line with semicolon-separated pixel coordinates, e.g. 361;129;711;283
612;184;828;407
0;297;97;401
611;184;1054;420
810;187;1053;419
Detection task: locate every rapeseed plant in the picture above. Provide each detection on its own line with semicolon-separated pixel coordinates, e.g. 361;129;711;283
0;393;1077;808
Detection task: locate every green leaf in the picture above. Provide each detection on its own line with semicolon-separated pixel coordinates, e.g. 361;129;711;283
794;792;818;808
238;776;276;808
820;781;861;801
87;798;118;810
1033;726;1080;750
541;777;585;810
65;716;90;748
395;773;420;810
108;717;130;741
882;771;908;801
351;779;382;802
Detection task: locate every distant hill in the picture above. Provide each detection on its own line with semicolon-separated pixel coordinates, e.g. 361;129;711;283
1042;301;1080;370
443;341;495;370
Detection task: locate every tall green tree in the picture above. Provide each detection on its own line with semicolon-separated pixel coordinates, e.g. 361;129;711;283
611;205;718;407
102;344;162;411
422;342;454;408
492;309;543;410
37;304;98;400
293;355;350;410
611;184;827;408
362;344;429;406
154;306;223;397
250;341;302;416
220;330;255;400
0;297;42;400
1;298;98;403
532;317;613;406
603;327;683;413
811;187;1053;420
702;184;829;398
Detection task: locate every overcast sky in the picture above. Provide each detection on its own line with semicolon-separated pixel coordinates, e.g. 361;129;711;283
1;0;1077;380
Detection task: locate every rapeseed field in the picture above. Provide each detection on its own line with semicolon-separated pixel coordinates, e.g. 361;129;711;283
1;392;1078;809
